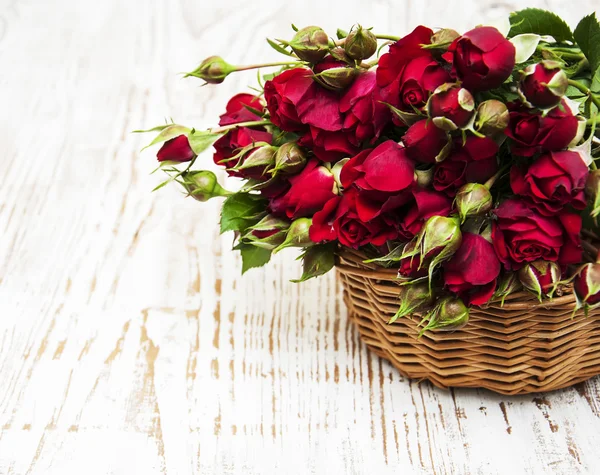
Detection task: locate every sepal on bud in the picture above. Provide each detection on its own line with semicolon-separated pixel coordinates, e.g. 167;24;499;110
491;272;522;306
313;67;359;90
229;145;277;176
344;25;378;61
289;26;329;63
389;282;435;324
519;60;568;109
454;183;493;223
586;169;600;218
185;56;235;84
474;100;509;136
419;296;469;335
180;170;231;202
273;217;313;253
427;83;475;130
574;263;600;312
241;215;290;250
517;260;561;301
272;142;307;176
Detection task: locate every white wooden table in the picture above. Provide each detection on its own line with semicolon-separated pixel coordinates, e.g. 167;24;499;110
1;1;600;473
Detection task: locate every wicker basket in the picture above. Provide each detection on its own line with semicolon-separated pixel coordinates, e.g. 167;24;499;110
336;248;600;395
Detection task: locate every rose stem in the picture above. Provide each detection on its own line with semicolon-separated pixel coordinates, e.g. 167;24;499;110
210;120;273;134
568;79;600;110
375;34;400;41
235;61;303;71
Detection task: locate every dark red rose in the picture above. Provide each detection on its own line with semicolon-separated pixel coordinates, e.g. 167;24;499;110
218;93;265;126
297;127;359;163
341;141;416;193
402;119;449;163
269;159;336;219
377;26;451;123
157;135;195;162
444;232;501;305
310;188;398;248
399;188;453;240
264;68;314;132
506;101;579;157
427;84;475;129
443;26;515;91
574;263;600;307
492;198;582;271
520;61;568;109
340;71;390;144
433;136;498;196
510;150;588;215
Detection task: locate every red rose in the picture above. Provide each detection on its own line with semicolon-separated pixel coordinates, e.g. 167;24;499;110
519;61;568;109
269;159;336;219
574;263;600;307
492;198;582;270
402;120;449;163
213;94;273;178
377;26;450;123
399;188;453;240
510;150;588;215
506;101;579;157
340;71;390;144
157;135;195;162
309;188;398;248
433;136;498;196
427;84;475;129
444;27;515;91
297;127;359;163
264;68;313;132
443;232;501;305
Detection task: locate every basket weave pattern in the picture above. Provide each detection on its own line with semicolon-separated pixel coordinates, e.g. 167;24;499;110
337;248;600;395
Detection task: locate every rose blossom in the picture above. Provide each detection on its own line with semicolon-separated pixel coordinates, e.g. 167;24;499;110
444;232;501;305
376;26;451;124
510;150;588;215
157;135;195;162
492;198;582;270
402;120;449;163
443;26;515;91
398;188;453;240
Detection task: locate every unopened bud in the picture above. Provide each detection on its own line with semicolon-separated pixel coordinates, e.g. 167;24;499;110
186;56;235;84
519;60;568;109
389;282;434;323
231;145;277;176
420;216;462;262
430;28;460;46
518;260;561;300
415;167;434;187
427;83;475;130
454;183;493;222
420;296;469;335
314;67;358;90
242;215;290;250
474;100;509;136
273;142;307;175
586;169;600;218
180;170;230;202
273;217;313;253
492;272;522;306
289;26;329;63
344;25;378;61
574;262;600;310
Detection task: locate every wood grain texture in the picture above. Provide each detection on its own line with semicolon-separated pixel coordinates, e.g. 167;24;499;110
0;0;599;473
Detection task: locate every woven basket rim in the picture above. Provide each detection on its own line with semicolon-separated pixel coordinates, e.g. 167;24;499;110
336;247;577;312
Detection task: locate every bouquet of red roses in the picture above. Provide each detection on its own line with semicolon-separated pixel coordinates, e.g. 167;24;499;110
138;9;600;333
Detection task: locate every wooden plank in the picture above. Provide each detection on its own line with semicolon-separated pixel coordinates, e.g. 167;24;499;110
0;0;599;474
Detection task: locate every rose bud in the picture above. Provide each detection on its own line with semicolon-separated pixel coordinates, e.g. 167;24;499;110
586;169;600;218
185;56;235;84
344;25;378;60
443;26;515;91
427;83;475;130
574;263;600;309
474;100;509;136
492;272;522;306
157;135;195;162
272;142;307;176
420;296;469;335
402;120;450;163
454;183;493;223
314;66;359;90
430;28;460;46
273;217;313;253
229;145;277;177
289;26;330;63
242;215;290;250
519;61;568;109
389;282;434;323
179;170;230;202
517;260;561;300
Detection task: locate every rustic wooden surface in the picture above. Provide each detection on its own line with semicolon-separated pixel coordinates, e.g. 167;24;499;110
1;0;600;473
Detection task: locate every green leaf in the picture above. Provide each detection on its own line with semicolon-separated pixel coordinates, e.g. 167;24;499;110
291;243;336;283
133;123;172;133
238;244;272;274
140;124;191;151
220;193;268;234
574;13;600;92
509;8;573;42
187;129;221;155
